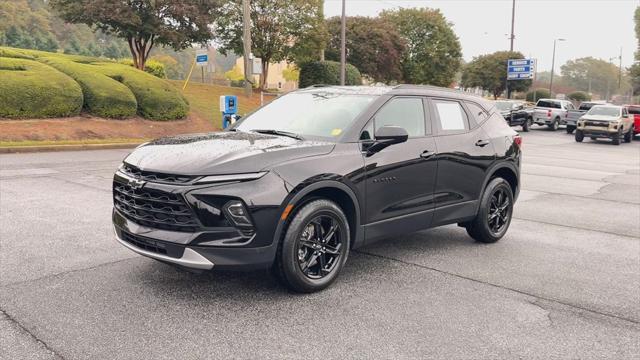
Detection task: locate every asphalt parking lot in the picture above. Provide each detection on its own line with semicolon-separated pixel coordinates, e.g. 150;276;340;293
1;127;639;359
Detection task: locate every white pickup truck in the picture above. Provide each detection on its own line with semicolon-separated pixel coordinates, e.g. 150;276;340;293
532;98;575;131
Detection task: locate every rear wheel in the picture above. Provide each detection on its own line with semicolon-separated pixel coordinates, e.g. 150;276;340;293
548;118;559;131
522;117;531;132
566;125;575;134
274;199;350;293
466;178;513;243
575;130;584;142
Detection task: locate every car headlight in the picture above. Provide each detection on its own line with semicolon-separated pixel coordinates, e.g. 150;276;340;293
194;171;267;184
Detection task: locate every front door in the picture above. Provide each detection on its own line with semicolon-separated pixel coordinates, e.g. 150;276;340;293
361;97;438;241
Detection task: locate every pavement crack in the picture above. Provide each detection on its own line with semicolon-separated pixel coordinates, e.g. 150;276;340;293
354;250;640;326
527;299;555;327
0;307;65;360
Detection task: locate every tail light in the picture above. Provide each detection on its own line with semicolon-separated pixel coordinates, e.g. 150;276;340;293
547;110;552;117
514;135;522;148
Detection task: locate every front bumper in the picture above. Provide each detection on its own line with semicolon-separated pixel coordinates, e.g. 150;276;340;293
578;127;618;138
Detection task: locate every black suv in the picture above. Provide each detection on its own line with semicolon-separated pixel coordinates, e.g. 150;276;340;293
113;85;521;292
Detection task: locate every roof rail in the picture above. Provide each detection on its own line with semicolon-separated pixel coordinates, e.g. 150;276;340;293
307;84;331;88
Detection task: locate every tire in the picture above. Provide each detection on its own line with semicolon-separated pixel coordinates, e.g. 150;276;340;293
274;199;350;293
624;127;633;143
465;177;514;243
612;130;621;145
590;136;597;140
522;117;531;132
566;125;575;134
575;130;584;142
548;118;559;131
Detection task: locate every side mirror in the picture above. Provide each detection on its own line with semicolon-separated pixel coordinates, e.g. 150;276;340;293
623;114;629;118
365;125;408;155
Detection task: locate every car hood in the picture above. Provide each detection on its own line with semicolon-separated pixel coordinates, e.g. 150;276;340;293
581;115;620;122
123;132;335;175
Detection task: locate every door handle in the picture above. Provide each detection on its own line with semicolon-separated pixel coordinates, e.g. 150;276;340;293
420;150;435;159
475;139;490;147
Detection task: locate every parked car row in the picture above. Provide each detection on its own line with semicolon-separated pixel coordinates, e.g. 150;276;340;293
497;99;639;146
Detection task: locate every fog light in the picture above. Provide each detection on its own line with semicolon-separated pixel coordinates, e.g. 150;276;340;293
223;201;253;227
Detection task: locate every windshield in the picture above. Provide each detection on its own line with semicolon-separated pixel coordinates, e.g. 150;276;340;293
536;100;561;109
235;92;376;139
587;106;621;117
495;101;513;111
579;103;596;111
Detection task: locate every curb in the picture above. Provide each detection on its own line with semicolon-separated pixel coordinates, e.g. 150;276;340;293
0;142;142;154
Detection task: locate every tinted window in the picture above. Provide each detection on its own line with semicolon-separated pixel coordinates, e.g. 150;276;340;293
374;98;425;137
579;103;595;111
434;100;468;132
536;100;561;109
628;106;640;115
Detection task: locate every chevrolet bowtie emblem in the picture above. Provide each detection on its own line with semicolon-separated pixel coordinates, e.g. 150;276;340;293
129;178;146;190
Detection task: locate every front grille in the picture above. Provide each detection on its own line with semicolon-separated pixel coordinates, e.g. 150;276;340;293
585;121;608;127
113;182;199;232
120;163;194;184
119;230;184;258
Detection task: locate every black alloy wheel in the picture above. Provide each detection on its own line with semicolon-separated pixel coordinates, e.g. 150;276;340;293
465;177;513;243
274;199;350;293
297;215;344;279
487;188;510;234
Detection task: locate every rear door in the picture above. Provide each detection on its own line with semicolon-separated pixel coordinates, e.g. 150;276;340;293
429;98;496;226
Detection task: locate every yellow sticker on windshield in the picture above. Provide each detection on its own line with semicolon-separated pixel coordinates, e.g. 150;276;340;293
331;128;343;136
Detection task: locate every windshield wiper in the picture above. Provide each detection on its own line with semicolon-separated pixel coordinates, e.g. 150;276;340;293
250;129;303;140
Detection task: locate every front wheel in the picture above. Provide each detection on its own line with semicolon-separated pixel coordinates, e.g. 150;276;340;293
522;117;531;132
566;125;575;134
575;130;584;142
624;127;633;143
612;130;621;145
274;199;350;293
466;178;514;243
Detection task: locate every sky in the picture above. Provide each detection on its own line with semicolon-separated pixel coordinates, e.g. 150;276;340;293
324;0;638;72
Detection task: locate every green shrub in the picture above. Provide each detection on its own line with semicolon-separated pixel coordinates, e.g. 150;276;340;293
567;91;591;102
526;88;551;102
299;61;362;88
0;48;35;60
119;59;166;78
0;57;83;118
97;63;188;120
39;56;138;118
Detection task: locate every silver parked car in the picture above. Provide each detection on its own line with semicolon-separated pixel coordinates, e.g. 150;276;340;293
532;98;575;131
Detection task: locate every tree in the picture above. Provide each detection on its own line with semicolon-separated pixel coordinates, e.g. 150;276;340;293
325;16;405;83
567;91;591;102
50;0;220;70
526;88;550;102
381;8;462;86
560;57;619;98
214;0;324;89
461;51;531;99
630;6;640;96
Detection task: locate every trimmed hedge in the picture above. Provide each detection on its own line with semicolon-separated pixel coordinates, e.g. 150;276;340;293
119;59;167;78
0;57;83;118
299;61;362;88
0;47;188;120
39;56;138;118
98;63;188;120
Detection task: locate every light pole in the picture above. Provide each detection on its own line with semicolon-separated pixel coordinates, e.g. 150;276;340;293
339;0;346;86
548;38;566;98
606;56;617;102
509;0;515;51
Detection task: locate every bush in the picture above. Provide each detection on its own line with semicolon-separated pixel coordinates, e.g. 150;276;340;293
97;63;188;120
299;61;362;88
119;58;166;78
39;56;138;118
0;57;83;118
526;88;551;102
567;91;591;102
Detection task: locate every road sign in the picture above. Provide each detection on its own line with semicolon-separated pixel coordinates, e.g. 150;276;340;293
196;49;208;67
507;58;535;80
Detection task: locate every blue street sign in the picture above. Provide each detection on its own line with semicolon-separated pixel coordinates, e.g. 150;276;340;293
196;54;208;63
507;59;535;80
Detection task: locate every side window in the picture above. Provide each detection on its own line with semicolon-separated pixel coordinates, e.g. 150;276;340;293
433;100;469;133
374;97;426;137
465;102;487;125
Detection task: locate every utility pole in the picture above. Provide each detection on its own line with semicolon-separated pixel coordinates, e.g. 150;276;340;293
607;56;616;102
618;47;623;89
549;38;565;97
509;0;515;52
339;0;346;86
242;0;252;97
